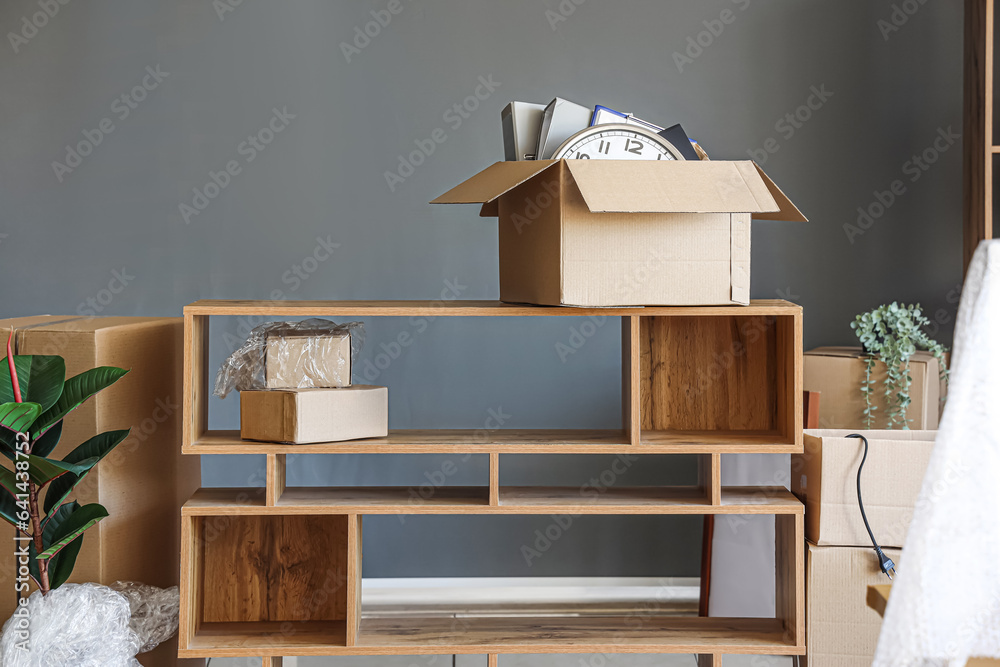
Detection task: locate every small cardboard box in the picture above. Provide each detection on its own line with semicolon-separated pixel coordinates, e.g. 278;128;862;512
794;429;935;548
241;386;388;444
432;160;806;307
804;346;946;429
806;542;901;667
265;332;352;388
0;316;203;667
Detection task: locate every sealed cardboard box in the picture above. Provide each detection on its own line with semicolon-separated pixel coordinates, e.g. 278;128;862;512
0;316;203;667
265;331;352;388
432;160;806;307
241;385;388;443
794;429;935;548
806;542;901;667
804;346;946;429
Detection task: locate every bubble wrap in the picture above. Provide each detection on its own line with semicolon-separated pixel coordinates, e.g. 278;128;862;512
110;581;179;654
214;319;365;398
0;583;142;667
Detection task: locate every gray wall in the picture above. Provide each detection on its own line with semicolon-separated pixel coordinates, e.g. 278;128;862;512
0;0;964;577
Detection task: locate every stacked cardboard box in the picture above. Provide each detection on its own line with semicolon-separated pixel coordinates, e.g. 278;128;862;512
0;316;204;667
793;429;936;667
804;347;946;430
241;330;388;444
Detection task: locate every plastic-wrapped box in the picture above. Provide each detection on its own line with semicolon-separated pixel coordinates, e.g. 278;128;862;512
265;329;351;388
215;319;363;398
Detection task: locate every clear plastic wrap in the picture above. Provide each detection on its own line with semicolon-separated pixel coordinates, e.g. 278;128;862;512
214;319;365;398
0;583;142;667
110;581;180;654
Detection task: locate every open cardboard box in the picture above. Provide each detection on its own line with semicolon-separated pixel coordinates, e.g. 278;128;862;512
433;160;806;307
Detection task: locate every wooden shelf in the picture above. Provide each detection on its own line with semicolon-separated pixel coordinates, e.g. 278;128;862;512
179;299;806;661
185;429;800;455
182;486;802;516
185;299;801;317
178;616;800;658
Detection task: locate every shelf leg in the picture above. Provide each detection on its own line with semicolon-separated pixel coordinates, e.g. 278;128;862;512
489;452;500;506
262;657;283;667
266;454;286;506
488;654;499;667
697;654;722;667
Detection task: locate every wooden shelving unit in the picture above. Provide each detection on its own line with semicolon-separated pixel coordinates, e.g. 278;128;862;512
965;0;997;272
178;299;805;662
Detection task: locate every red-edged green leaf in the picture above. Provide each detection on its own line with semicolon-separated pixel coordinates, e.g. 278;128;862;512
30;420;62;458
28;455;94;487
32;367;128;438
37;503;107;560
29;501;78;585
0;467;26;530
42;429;129;515
0;402;41;433
0;355;65;413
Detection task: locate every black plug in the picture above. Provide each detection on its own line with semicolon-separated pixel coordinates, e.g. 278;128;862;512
847;433;896;582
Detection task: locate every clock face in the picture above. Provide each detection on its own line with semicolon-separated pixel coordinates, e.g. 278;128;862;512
552;124;684;161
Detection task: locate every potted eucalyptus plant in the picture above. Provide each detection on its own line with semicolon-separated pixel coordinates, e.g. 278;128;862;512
851;302;949;429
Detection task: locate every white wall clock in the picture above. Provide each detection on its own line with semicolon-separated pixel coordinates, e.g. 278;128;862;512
551;123;686;160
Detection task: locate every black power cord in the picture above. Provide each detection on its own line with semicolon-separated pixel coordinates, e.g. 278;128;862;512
847;433;897;580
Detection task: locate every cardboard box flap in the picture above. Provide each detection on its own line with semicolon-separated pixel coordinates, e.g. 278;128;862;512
431;160;560;213
807;346;938;362
748;162;808;222
563;160;781;214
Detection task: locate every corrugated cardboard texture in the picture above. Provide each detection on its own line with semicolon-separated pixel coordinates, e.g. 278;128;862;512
804;347;945;429
806;543;901;667
241;385;388;444
0;316;203;667
794;429;935;548
433;160;804;307
265;332;352;388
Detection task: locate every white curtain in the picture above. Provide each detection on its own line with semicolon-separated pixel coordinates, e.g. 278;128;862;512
873;240;1000;667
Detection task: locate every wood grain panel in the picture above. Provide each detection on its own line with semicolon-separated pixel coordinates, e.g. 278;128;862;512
185;299;801;317
266;454;286;507
697;654;723;667
202;515;348;623
964;0;994;273
775;513;805;648
262;658;283;667
183;314;209;449
346;515;363;646
640;316;778;432
622;315;641;445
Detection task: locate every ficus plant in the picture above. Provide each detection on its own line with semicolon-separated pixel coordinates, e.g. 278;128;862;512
0;330;129;596
851;302;949;429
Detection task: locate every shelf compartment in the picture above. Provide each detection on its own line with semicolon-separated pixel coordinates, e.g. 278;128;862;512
638;313;801;449
182;486;802;516
179;514;352;655
185;429;798;455
184;620;346;657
